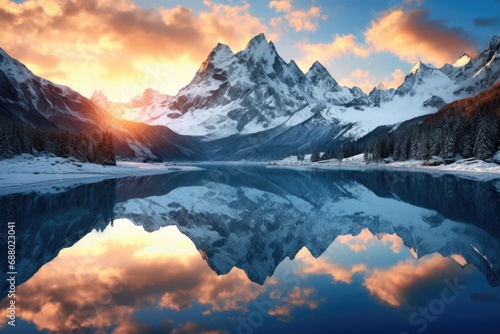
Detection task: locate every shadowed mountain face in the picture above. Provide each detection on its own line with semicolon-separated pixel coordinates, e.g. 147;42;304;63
3;165;498;298
0;48;200;161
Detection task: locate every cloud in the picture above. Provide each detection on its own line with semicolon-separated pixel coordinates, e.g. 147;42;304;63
335;228;375;253
0;223;264;333
269;0;293;13
379;232;405;254
269;0;327;32
296;34;371;69
295;248;368;284
364;8;478;66
473;17;500;27
296;6;477;78
268;287;320;322
0;0;273;100
172;321;228;334
363;254;462;308
339;68;405;93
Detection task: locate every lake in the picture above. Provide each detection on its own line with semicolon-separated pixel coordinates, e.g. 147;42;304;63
1;164;499;333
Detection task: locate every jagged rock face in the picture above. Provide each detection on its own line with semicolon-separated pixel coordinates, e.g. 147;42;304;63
423;95;446;109
166;34;314;133
395;61;452;97
447;36;500;95
369;84;396;107
123;34;374;139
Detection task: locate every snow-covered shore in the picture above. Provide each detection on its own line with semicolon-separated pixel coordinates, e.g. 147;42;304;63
268;154;500;180
0;154;199;195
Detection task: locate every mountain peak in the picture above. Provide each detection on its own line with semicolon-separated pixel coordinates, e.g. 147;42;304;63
198;42;234;73
246;33;268;48
90;90;107;100
452;53;472;67
241;33;278;64
309;60;327;72
489;35;500;50
376;82;386;90
409;61;436;75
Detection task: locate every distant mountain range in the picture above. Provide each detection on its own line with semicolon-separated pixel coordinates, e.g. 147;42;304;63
1;34;499;161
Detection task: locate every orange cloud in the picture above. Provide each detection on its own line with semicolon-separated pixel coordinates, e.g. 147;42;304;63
296;6;477;82
363;254;462;308
296;34;371;70
379;232;405;253
0;0;274;101
0;222;264;333
269;0;327;32
335;228;375;253
364;8;478;66
269;0;293;13
296;248;368;284
339;68;405;93
268;286;320;322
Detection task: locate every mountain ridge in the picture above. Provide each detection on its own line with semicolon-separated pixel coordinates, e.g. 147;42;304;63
95;34;500;145
1;34;499;161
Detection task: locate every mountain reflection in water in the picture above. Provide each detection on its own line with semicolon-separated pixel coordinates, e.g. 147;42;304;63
1;165;499;333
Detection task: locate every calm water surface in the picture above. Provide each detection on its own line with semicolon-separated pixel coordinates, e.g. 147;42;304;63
1;164;499;333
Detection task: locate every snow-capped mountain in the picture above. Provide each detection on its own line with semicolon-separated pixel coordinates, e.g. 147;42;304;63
98;34;499;151
2;34;499;161
90;88;171;122
447;35;500;95
368;83;395;107
102;34;375;141
395;61;455;97
0;47;108;132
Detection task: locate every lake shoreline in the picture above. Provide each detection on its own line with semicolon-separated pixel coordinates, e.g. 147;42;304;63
1;153;499;196
0;154;200;196
267;154;500;181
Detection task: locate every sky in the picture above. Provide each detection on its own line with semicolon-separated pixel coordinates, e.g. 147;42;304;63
0;0;499;101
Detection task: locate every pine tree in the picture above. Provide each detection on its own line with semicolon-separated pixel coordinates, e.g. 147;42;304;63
311;149;321;162
474;117;496;160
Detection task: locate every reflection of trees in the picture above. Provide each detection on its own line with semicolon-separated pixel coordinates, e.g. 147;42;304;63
0;179;117;299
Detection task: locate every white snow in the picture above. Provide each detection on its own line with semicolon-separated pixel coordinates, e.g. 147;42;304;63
0;154;199;196
452;54;471;67
269;154;500;180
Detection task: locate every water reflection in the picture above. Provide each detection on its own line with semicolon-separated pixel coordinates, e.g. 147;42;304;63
0;180;116;298
0;165;499;333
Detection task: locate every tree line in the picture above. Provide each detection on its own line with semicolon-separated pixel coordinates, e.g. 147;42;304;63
313;82;500;163
363;114;499;162
0;121;116;165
